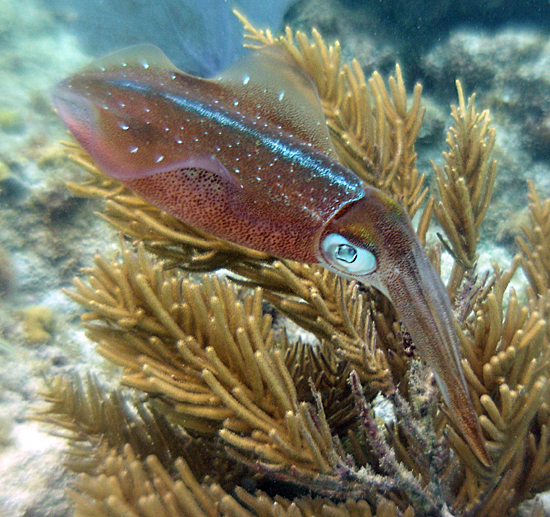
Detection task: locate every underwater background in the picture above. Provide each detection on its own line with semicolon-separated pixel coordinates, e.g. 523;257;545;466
3;0;550;515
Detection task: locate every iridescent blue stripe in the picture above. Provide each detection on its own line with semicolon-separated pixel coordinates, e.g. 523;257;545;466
109;78;363;196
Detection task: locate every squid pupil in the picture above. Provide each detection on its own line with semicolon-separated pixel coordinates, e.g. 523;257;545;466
336;244;357;263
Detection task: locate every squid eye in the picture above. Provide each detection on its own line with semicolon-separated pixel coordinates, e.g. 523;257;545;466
321;234;376;275
335;244;357;263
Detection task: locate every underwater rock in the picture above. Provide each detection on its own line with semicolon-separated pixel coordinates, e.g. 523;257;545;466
422;29;545;100
293;0;550;70
0;109;24;132
0;245;14;297
422;28;550;238
21;305;55;344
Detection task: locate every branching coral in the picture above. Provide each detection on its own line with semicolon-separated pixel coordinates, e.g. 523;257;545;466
430;82;497;297
34;373;248;490
517;180;550;297
39;13;550;517
64;245;344;474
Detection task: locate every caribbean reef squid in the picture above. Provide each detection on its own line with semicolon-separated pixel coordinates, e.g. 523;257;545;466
53;43;492;467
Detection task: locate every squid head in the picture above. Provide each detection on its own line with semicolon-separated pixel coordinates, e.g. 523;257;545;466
318;188;491;466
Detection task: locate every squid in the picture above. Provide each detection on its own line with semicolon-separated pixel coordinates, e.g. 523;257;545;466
53;44;491;466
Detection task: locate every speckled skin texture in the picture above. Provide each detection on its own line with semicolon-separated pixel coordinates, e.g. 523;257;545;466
53;45;364;262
